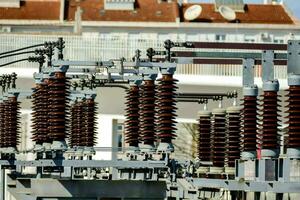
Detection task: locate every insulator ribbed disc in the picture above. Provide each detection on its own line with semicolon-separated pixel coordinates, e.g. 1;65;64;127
48;72;70;141
124;85;140;147
156;74;178;143
197;112;212;162
286;86;300;148
31;81;51;144
140;80;156;146
258;91;280;150
226;107;241;167
241;96;258;153
211;110;226;167
82;99;98;147
3;97;20;148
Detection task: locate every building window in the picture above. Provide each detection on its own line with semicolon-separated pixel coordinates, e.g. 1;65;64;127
215;34;226;41
244;36;256;43
187;34;199;42
274;38;284;44
117;123;124;148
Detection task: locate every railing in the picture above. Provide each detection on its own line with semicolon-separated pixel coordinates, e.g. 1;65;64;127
0;33;288;80
176;64;287;79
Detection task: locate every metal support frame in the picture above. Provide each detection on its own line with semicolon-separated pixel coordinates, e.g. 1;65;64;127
188;177;300;193
2;39;300;199
8;178;167;200
14;159;167;168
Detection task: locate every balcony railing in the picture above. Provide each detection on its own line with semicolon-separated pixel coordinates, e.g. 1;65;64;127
176;64;287;79
0;33;288;80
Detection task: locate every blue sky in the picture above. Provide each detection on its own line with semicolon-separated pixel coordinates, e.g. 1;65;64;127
190;0;300;20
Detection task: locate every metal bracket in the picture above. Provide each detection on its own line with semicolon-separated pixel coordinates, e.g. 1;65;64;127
126;75;143;86
288;40;300;75
242;58;255;87
262;50;275;82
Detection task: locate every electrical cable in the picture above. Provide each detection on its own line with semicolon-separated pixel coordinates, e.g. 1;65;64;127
0;58;29;67
0;44;45;56
0;51;35;60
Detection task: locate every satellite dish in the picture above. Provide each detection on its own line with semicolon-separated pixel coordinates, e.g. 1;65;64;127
184;5;202;21
218;5;236;21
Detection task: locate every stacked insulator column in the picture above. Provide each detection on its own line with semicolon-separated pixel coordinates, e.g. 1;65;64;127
70;100;84;148
0;101;4;149
241;93;258;159
70;96;98;148
31;81;50;145
48;71;70;148
156;74;178;151
82;98;98;147
2;96;20;149
124;84;140;148
211;108;226;167
286;41;300;158
197;111;212;162
258;82;280;158
226;107;242;167
286;82;300;158
140;80;156;149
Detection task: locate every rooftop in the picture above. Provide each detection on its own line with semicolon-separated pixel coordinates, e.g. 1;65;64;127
0;0;295;25
181;3;294;24
0;0;60;20
67;0;179;22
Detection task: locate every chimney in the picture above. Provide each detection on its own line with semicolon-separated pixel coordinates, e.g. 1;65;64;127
60;0;65;22
158;0;173;3
264;0;279;4
0;0;20;8
105;0;135;10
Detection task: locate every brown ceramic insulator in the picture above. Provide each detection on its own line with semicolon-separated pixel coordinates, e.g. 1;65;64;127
140;80;156;146
241;96;258;153
258;91;280;150
3;97;20;148
211;111;226;167
69;101;84;147
156;74;178;143
124;85;140;147
226;108;241;168
0;102;4;148
286;85;300;148
197;114;212;162
48;72;70;141
31;82;50;144
31;85;40;143
82;98;98;147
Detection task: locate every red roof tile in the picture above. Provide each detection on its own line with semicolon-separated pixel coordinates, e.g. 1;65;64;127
67;0;179;22
0;0;295;25
0;0;60;20
181;3;294;24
